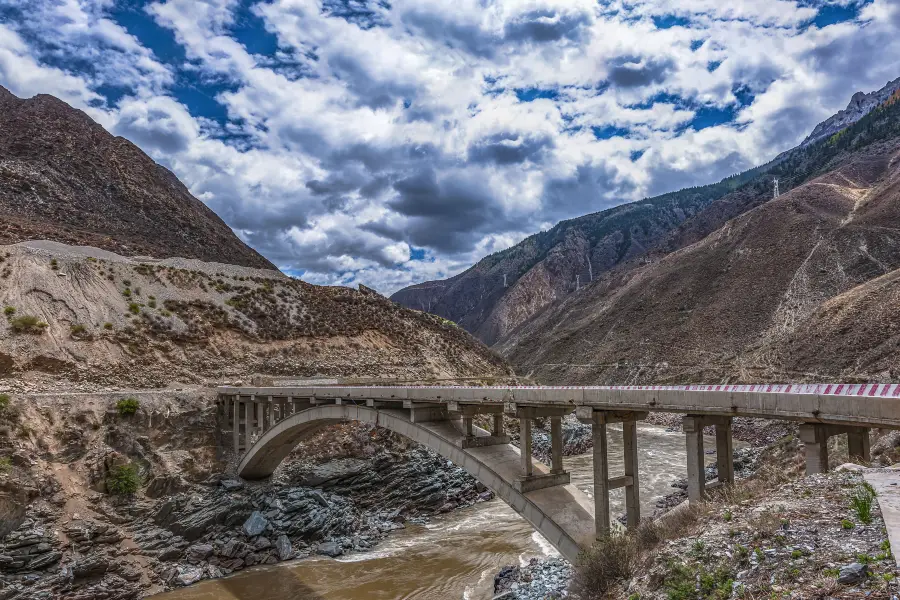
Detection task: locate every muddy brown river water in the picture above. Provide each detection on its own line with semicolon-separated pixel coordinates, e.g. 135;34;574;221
158;423;723;600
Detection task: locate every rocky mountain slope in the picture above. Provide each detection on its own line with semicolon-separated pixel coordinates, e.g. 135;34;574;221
0;87;273;270
498;101;900;383
0;240;508;388
391;169;762;346
801;76;900;147
392;79;900;350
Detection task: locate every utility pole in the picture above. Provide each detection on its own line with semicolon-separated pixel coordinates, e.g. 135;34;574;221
773;178;780;199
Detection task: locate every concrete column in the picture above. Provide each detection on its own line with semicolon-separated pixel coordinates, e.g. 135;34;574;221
278;398;287;423
592;414;610;535
254;398;264;439
715;418;735;485
492;414;504;437
683;416;706;503
232;397;240;451
463;416;474;437
550;416;564;474
799;423;829;475
263;396;273;431
222;395;231;429
520;418;533;477
243;400;252;448
623;419;640;528
848;427;871;463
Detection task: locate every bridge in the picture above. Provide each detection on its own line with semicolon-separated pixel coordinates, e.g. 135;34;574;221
216;383;900;562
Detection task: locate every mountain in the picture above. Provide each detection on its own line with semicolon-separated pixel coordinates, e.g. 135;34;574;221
497;91;900;383
0;87;273;270
800;77;900;147
392;78;900;351
391;170;763;345
0;240;509;387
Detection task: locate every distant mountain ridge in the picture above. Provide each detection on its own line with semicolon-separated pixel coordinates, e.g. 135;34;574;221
801;77;900;147
0;86;274;270
393;77;900;384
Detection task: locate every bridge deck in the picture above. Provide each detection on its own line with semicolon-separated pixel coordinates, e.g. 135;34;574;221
218;384;900;429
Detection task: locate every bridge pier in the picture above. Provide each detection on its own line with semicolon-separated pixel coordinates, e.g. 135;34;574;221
799;423;871;475
447;402;509;448
577;408;646;533
683;415;735;503
506;404;572;493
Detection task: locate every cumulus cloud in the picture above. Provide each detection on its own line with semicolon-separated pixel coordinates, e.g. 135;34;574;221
0;0;899;294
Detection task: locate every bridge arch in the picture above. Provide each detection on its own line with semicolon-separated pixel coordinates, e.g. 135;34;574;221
238;403;595;562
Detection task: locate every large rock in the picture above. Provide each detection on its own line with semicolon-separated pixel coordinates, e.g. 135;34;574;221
275;535;292;561
838;562;869;584
316;541;343;558
242;511;268;538
185;544;214;563
176;566;204;586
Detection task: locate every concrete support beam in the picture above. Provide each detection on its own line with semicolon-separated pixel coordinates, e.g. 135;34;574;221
715;419;735;485
263;396;273;432
683;415;706;503
520;417;533;477
448;401;503;415
623;419;640;528
848;427;871;463
492;414;504;437
243;400;252;449
506;403;571;419
592;414;610;535
550;416;564;475
799;423;830;475
463;416;474;437
232;397;240;451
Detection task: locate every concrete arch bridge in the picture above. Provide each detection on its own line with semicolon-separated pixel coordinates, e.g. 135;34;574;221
217;384;900;562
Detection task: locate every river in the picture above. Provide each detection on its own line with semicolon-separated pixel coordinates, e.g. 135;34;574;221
158;423;720;600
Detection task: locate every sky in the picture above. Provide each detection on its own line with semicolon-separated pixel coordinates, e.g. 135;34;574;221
0;0;898;294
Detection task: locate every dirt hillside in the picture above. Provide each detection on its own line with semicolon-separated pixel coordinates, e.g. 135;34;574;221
0;240;509;389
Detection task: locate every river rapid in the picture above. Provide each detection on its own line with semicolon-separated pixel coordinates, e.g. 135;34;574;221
158;423;720;600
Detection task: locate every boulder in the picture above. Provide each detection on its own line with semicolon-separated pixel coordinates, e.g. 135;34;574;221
185;544;214;563
275;535;292;561
220;479;244;492
838;562;869;584
316;541;343;558
242;512;268;538
176;566;204;586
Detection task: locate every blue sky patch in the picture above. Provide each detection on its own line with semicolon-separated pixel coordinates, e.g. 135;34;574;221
515;88;559;102
229;1;280;56
592;125;630;140
652;14;691;29
409;247;427;261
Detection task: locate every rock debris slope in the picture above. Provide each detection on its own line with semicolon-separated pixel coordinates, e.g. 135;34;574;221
0;240;508;387
0;86;272;269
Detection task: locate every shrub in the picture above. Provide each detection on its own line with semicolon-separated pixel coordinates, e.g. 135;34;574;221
50;258;58;270
0;457;9;472
851;483;877;524
122;288;132;298
3;306;14;316
148;299;157;309
70;324;88;338
116;398;139;416
842;519;855;530
0;394;8;410
9;315;48;333
128;303;140;315
570;533;635;599
106;464;140;495
103;322;113;330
